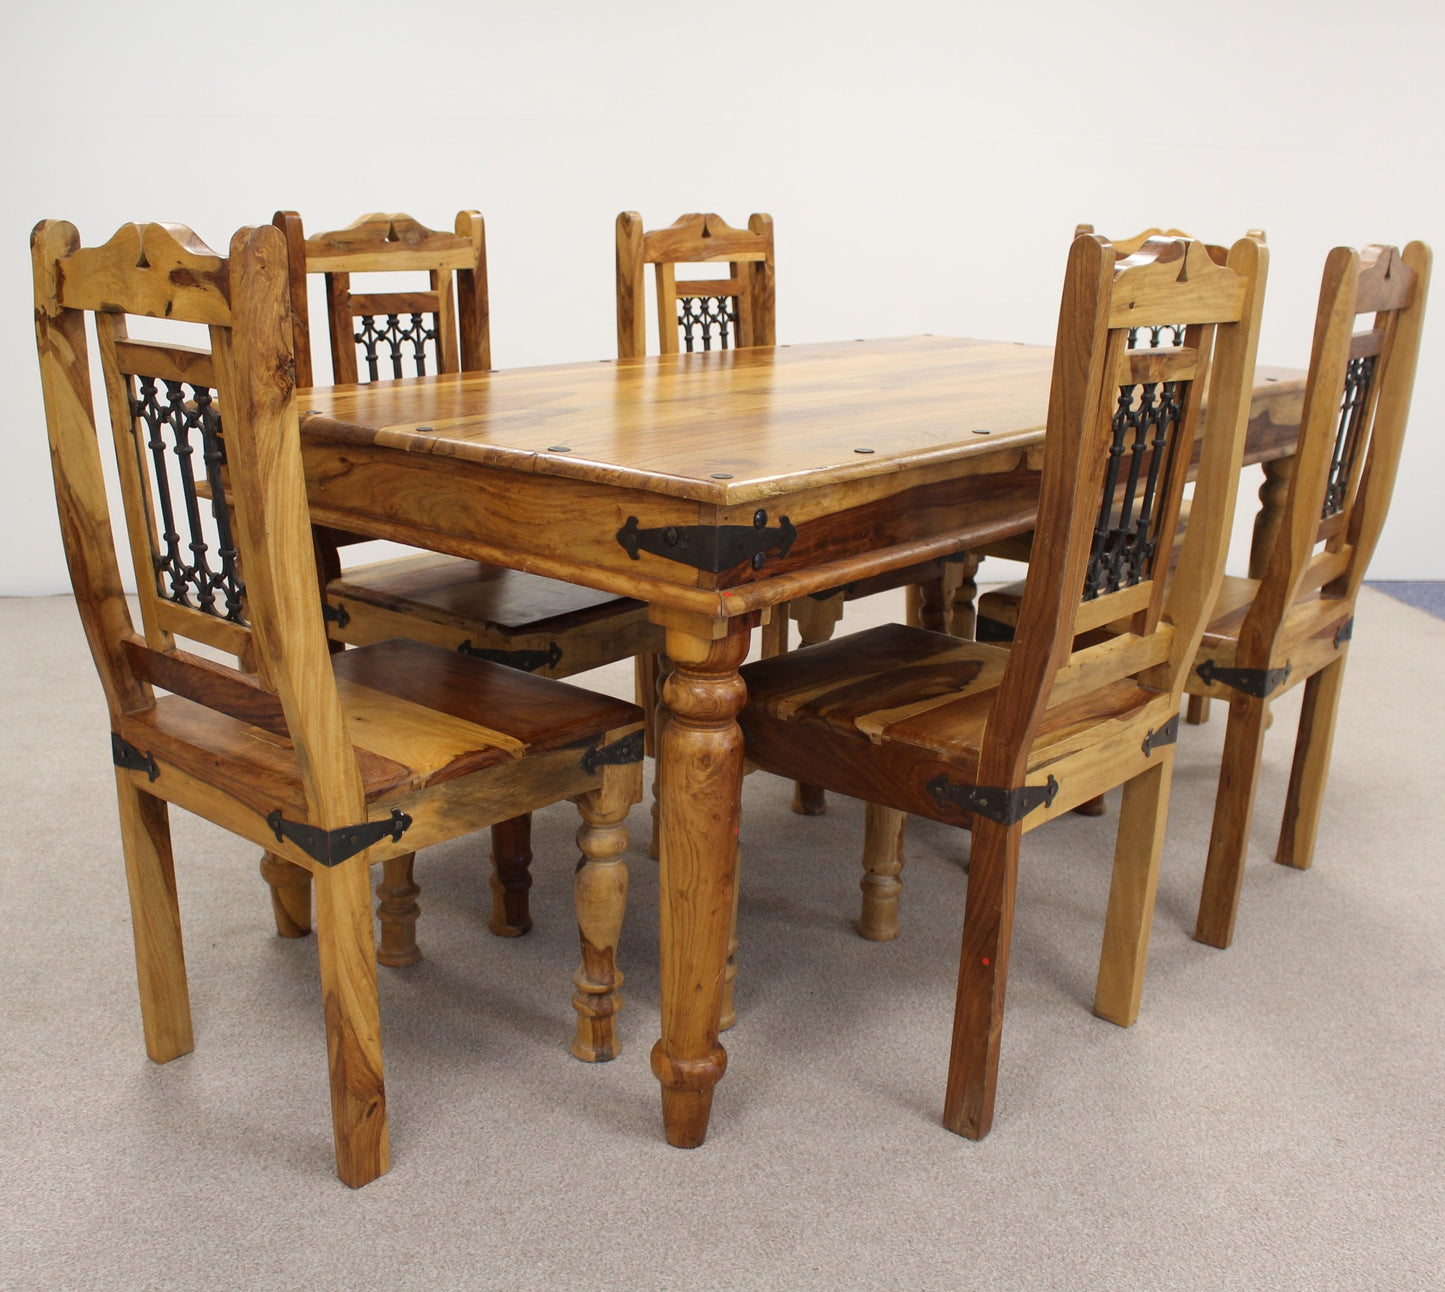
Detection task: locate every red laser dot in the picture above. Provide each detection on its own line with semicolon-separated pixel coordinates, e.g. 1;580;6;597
981;957;991;966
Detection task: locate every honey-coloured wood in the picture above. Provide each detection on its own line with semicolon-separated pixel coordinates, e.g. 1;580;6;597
288;331;1304;1152
273;209;662;944
738;232;1269;1139
32;219;645;1186
1186;241;1430;948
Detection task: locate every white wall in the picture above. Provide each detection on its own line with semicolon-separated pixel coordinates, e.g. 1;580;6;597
3;0;1441;595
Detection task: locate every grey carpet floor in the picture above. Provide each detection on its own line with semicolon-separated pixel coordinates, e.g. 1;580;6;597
2;589;1442;1291
1368;580;1445;618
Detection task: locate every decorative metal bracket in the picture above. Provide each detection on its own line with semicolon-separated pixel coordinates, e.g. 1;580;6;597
457;640;563;673
1141;713;1180;757
925;773;1059;826
1334;617;1354;649
581;730;645;775
1195;659;1292;698
616;510;797;574
322;600;351;629
112;733;159;782
266;807;412;867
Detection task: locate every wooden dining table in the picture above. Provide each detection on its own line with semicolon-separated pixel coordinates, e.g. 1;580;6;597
298;334;1306;1148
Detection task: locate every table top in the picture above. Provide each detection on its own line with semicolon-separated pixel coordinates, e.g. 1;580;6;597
301;336;1306;616
303;336;1072;507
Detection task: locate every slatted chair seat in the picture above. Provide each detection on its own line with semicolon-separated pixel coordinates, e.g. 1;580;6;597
123;640;639;803
32;218;645;1187
270;210;663;947
737;232;1269;1140
744;624;1175;814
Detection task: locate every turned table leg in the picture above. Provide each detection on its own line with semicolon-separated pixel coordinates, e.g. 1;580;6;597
649;618;751;1148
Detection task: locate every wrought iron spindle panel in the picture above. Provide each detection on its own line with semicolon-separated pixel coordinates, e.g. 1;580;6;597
676;295;738;352
355;311;442;381
1322;352;1377;518
129;375;246;623
1083;374;1189;600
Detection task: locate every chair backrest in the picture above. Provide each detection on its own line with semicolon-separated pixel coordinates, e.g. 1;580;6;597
273;210;490;386
981;234;1268;787
31;219;366;828
1238;240;1429;661
615;211;775;358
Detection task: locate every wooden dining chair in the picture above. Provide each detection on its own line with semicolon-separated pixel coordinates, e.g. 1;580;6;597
739;232;1268;1138
32;218;645;1186
1187;240;1429;948
617;210;971;815
270;210;662;954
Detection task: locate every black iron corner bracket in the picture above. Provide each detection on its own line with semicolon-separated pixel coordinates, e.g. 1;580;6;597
457;640;563;673
112;733;160;782
1141;713;1180;757
1195;659;1292;699
581;730;645;775
926;773;1060;826
321;599;351;629
266;808;412;867
616;510;797;573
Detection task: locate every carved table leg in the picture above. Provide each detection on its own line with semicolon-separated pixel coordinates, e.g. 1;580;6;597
720;841;742;1031
260;850;313;938
858;803;906;941
649;619;751;1148
489;815;534;937
376;852;421;967
789;593;844;815
571;771;634;1062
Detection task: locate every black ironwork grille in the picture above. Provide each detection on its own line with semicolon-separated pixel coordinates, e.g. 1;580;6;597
130;375;246;623
1084;377;1188;599
1127;323;1186;350
676;295;738;352
1323;353;1377;518
355;311;441;380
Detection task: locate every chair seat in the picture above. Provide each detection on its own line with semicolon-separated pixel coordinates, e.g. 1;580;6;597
1191;575;1355;684
120;638;644;821
328;554;662;674
742;624;1171;825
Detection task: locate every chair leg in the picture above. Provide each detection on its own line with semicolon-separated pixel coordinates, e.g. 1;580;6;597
1094;753;1174;1026
116;776;193;1064
376;852;421;967
260;851;313;937
571;783;631;1062
314;858;390;1188
858;803;907;941
489;816;534;936
648;658;674;860
789;593;844;816
1185;694;1212;725
636;651;663;759
1195;695;1271;950
943;818;1022;1140
1276;655;1347;872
